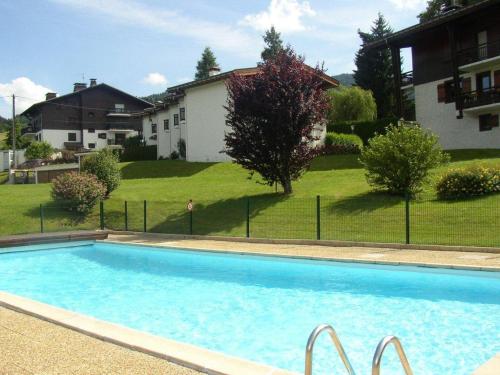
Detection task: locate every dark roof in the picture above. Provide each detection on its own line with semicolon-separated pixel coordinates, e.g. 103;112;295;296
364;0;499;50
166;66;339;93
21;83;152;116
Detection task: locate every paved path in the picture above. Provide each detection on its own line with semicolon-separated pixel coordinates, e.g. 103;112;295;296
0;307;200;375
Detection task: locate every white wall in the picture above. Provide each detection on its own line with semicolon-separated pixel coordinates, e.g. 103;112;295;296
415;77;500;149
40;129;81;150
82;130;109;150
185;81;230;162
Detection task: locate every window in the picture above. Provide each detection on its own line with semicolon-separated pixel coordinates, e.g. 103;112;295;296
174;114;179;127
180;107;186;121
477;31;487;60
88;128;95;133
164;119;170;131
151;123;157;134
115;104;125;113
437;80;459;103
68;133;77;142
479;114;499;132
98;133;107;139
476;71;491;93
88;112;95;118
88;143;96;149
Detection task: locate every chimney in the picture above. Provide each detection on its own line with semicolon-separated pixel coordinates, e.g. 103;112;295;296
208;66;221;77
45;92;57;101
90;78;97;87
73;82;87;92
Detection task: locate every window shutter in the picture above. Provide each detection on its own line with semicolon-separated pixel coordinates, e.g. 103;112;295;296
462;77;471;93
437;84;446;103
494;70;500;88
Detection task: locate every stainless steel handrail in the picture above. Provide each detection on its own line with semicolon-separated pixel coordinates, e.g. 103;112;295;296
304;324;356;375
372;336;413;375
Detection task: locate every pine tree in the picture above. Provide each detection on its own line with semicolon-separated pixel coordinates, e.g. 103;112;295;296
354;13;395;119
261;26;284;61
195;47;218;80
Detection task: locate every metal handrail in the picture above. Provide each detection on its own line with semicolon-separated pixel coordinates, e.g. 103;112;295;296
304;324;356;375
372;336;413;375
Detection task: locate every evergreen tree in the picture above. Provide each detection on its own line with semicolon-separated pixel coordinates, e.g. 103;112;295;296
195;47;218;80
261;26;284;61
354;13;395;119
418;1;480;23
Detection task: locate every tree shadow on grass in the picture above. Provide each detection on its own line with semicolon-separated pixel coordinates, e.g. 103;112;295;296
446;149;500;162
148;193;288;236
121;160;216;179
308;154;363;171
325;191;404;215
24;203;99;231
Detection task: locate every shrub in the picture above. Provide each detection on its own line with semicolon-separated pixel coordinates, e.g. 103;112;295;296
81;148;121;195
178;138;186;159
327;117;398;144
323;132;363;154
120;145;156;162
327;86;376;123
51;172;106;213
123;135;143;148
360;124;449;195
25;141;54;160
170;150;179;160
436;166;500;199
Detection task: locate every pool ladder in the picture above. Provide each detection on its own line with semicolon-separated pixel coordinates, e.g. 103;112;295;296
304;324;414;375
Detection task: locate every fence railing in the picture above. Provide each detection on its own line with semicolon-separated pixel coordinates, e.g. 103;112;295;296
25;195;500;248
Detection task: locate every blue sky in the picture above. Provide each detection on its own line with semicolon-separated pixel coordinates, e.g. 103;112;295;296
0;0;428;118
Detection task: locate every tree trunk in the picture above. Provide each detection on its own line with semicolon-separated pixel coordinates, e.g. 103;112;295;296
281;176;293;194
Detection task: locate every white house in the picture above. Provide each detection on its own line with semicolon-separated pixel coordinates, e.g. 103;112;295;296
366;1;500;149
142;67;339;162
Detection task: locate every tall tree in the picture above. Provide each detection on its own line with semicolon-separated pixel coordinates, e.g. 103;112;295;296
327;86;377;124
261;26;284;61
418;0;480;23
225;49;328;194
354;13;395;119
195;47;218;80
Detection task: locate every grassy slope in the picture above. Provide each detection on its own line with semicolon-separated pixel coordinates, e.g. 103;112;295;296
1;149;500;246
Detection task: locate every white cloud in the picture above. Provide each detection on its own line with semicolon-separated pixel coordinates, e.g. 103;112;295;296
0;77;52;116
51;0;259;58
240;0;315;33
389;0;427;10
142;72;168;86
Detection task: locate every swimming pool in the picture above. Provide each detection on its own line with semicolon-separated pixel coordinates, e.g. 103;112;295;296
0;241;498;374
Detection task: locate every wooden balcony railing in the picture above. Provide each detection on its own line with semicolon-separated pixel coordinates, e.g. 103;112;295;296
457;40;500;66
461;87;500;109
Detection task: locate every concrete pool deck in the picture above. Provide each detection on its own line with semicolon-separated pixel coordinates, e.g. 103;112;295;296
1;232;499;374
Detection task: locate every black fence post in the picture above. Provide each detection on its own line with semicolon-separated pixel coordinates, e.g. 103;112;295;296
39;204;44;233
246;197;250;238
143;200;147;233
124;201;128;231
189;204;193;235
99;200;104;230
316;195;321;240
405;191;410;244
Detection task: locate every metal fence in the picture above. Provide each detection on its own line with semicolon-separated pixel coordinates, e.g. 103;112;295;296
28;195;500;248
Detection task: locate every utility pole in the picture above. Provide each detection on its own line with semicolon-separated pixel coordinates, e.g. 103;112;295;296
11;94;16;169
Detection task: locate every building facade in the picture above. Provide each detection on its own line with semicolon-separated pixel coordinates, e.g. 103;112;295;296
367;0;500;149
22;80;152;151
143;67;338;162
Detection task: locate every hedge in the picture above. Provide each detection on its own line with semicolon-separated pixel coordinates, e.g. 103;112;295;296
120;145;157;162
327;117;399;145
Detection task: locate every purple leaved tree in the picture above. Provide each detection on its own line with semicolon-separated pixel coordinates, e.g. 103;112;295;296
224;49;329;194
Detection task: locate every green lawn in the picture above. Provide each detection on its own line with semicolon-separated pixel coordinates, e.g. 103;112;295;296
1;149;500;247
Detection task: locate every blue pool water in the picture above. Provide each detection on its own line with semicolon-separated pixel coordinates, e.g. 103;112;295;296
0;242;499;374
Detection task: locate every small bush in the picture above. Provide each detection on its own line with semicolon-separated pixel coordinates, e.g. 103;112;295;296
25;141;54;160
360;124;449;195
51;172;106;213
323;132;363;154
81;148;121;195
327;117;398;144
436;166;500;199
120;145;156;162
170;150;180;160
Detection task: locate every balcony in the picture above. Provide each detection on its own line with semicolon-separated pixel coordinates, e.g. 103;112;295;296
401;71;413;88
461;87;500;113
106;107;132;117
457;40;500;71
